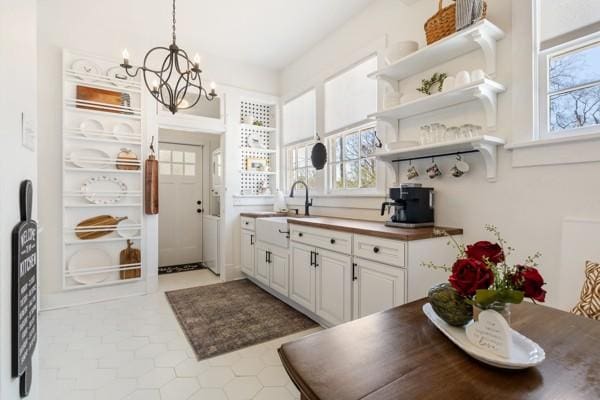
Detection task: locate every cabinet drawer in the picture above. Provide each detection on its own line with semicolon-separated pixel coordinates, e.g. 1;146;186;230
241;217;255;231
290;224;352;254
353;234;405;267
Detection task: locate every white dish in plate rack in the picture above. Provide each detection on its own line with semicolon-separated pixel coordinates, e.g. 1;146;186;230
69;148;111;169
71;59;100;80
68;247;112;285
113;122;136;140
79;118;106;138
81;176;128;204
117;219;140;238
106;66;131;85
423;303;545;369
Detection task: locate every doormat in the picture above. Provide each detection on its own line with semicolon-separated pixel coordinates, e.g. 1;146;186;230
165;279;318;360
158;262;206;275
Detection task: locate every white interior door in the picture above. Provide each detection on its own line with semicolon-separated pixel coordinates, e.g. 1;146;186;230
158;142;203;267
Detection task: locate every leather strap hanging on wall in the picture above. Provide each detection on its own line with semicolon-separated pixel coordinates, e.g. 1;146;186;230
145;137;159;214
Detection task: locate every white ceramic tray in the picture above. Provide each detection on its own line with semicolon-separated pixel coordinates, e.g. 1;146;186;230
423;303;545;369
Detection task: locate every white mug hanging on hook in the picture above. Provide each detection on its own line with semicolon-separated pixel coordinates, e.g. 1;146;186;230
427;158;442;179
450;154;471;177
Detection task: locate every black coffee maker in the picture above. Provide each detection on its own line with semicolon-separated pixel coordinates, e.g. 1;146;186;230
380;184;434;228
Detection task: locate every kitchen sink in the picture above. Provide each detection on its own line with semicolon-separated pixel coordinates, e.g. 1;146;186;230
255;217;290;249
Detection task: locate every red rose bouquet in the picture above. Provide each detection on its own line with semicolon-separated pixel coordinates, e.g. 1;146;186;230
426;225;547;309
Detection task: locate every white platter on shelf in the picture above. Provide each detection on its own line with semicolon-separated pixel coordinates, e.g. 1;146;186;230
80;118;106;138
81;176;128;204
423;303;545;369
69;148;112;169
117;219;141;238
113;122;136;140
68;247;112;285
71;59;100;80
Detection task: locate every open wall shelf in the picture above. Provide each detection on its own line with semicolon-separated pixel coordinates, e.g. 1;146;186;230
375;135;505;182
369;79;505;130
370;20;505;81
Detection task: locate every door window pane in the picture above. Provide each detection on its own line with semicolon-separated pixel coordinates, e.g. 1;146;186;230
172;163;183;175
184;152;196;164
172;151;183;163
159;150;171;162
184;164;195;176
159;163;171;175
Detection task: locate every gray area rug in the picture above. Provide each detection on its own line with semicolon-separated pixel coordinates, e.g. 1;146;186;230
165;279;318;360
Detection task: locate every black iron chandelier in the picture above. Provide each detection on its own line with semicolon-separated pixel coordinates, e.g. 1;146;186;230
120;0;217;114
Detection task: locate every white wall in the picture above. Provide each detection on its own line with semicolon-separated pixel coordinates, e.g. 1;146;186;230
0;0;39;398
280;0;600;309
540;0;600;41
36;0;280;307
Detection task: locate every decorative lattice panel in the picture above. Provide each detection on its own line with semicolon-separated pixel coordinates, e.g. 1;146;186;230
239;100;277;195
240;100;274;127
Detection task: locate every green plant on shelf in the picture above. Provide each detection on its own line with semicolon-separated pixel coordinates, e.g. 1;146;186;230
417;72;448;95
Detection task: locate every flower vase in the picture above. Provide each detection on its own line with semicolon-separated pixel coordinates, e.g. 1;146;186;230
473;303;511;325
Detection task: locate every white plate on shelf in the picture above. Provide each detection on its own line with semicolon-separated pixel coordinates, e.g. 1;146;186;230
69;148;112;169
113;122;136;140
79;119;106;138
247;132;265;149
71;59;100;80
117;219;140;238
81;176;128;204
106;66;131;85
423;303;545;369
68;247;112;285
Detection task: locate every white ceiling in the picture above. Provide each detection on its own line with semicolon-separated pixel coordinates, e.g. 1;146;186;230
151;0;376;70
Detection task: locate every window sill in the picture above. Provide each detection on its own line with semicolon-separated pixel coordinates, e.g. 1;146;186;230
506;131;600;167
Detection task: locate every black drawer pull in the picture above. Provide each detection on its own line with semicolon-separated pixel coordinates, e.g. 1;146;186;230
330;238;336;244
373;247;380;254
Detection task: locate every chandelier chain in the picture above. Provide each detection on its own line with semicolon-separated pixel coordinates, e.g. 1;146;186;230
172;0;176;44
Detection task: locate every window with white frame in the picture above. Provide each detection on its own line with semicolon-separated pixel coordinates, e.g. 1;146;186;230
324;56;377;133
540;35;600;137
286;141;317;190
328;123;378;191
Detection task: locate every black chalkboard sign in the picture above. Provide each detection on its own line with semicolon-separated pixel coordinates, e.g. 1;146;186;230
12;180;37;398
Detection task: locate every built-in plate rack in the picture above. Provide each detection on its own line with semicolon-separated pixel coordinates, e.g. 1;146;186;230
239;100;278;196
62;49;144;290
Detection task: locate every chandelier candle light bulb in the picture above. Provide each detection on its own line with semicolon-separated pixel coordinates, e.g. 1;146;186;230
119;0;217;114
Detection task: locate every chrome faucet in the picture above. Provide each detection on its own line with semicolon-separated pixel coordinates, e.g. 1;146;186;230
289;181;313;216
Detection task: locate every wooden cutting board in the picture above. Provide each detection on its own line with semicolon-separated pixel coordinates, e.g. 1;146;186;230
145;154;159;214
75;215;127;240
76;85;130;114
120;239;141;280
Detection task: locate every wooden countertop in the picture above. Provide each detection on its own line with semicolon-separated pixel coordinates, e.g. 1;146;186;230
279;299;600;400
239;211;289;218
287;216;462;241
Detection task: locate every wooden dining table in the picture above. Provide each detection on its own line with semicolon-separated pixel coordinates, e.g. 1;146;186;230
278;299;600;400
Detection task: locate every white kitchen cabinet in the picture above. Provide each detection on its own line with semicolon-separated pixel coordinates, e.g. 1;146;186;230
353;257;406;319
255;242;270;286
315;249;353;325
290;242;316;312
240;229;255;277
269;246;289;297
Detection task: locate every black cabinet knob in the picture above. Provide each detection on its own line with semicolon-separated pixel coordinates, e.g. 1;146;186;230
330;238;336;244
197;209;203;213
298;232;303;237
245;221;249;225
197;200;202;205
373;247;380;254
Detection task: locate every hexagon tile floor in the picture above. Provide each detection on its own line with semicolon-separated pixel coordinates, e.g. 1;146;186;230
39;270;322;400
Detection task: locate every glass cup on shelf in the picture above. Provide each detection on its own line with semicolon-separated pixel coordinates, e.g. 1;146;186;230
472;125;483;138
446;126;459;141
438;124;447;142
459;124;473;139
419;125;431;145
430;123;441;143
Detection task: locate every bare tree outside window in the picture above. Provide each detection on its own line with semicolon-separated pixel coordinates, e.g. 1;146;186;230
548;42;600;132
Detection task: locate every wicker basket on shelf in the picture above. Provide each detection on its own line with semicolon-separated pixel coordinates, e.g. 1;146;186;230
424;0;487;45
